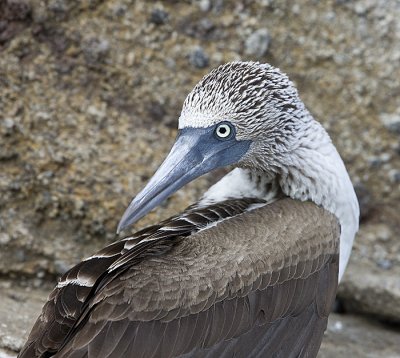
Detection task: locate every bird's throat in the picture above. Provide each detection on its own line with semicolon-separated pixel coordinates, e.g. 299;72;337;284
199;167;281;206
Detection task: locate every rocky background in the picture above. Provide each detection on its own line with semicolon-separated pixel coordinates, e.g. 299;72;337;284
0;0;399;356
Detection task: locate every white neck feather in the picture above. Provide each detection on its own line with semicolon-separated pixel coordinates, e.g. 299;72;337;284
279;121;359;280
200;121;359;281
199;168;280;206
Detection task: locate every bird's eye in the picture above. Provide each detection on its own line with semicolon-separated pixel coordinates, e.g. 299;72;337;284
215;123;233;140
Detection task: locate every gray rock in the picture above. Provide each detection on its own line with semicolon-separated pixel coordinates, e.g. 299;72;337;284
149;8;169;25
188;47;209;69
245;28;270;57
395;145;400;156
1;118;15;130
197;0;211;12
48;0;69;14
376;258;393;270
0;348;15;357
181;18;216;40
319;313;400;357
388;169;400;183
367;153;391;167
0;284;47;354
0;0;31;21
54;259;70;275
0;233;11;245
379;112;400;134
354;182;373;221
82;37;110;64
338;261;400;322
111;3;127;17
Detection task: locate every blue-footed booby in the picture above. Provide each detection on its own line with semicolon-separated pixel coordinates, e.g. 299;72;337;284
19;62;359;358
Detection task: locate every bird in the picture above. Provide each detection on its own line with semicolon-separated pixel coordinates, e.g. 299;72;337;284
19;61;359;358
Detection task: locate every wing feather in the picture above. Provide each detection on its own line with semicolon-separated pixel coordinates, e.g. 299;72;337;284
19;199;339;358
56;257;338;358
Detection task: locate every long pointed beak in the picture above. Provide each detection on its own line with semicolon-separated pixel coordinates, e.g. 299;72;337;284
117;126;251;233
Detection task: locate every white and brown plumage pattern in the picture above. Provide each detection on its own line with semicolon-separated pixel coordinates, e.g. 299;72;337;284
19;61;358;358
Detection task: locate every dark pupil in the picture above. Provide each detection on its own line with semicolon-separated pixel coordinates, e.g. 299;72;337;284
219;127;227;134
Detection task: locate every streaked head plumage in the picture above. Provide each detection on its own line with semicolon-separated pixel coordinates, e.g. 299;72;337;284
179;61;307;142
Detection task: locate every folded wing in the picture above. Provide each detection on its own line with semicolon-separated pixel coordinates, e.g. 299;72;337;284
19;199;339;358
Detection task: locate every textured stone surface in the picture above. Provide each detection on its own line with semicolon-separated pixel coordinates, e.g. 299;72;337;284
339;260;400;322
0;282;48;356
320;314;400;357
0;0;400;354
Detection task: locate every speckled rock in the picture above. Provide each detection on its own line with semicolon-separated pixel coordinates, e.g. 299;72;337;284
339;260;400;322
320;313;400;357
0;282;48;356
244;28;270;57
380;112;400;134
188;46;209;68
0;0;400;353
149;8;169;26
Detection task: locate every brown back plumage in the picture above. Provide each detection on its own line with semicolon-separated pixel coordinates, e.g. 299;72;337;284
19;198;339;358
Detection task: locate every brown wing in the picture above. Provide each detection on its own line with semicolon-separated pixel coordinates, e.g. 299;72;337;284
18;198;263;358
20;199;339;358
58;260;337;358
56;200;337;357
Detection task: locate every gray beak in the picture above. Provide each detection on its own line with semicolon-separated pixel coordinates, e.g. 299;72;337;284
117;126;251;233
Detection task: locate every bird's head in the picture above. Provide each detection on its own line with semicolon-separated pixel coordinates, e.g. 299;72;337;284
117;62;310;233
